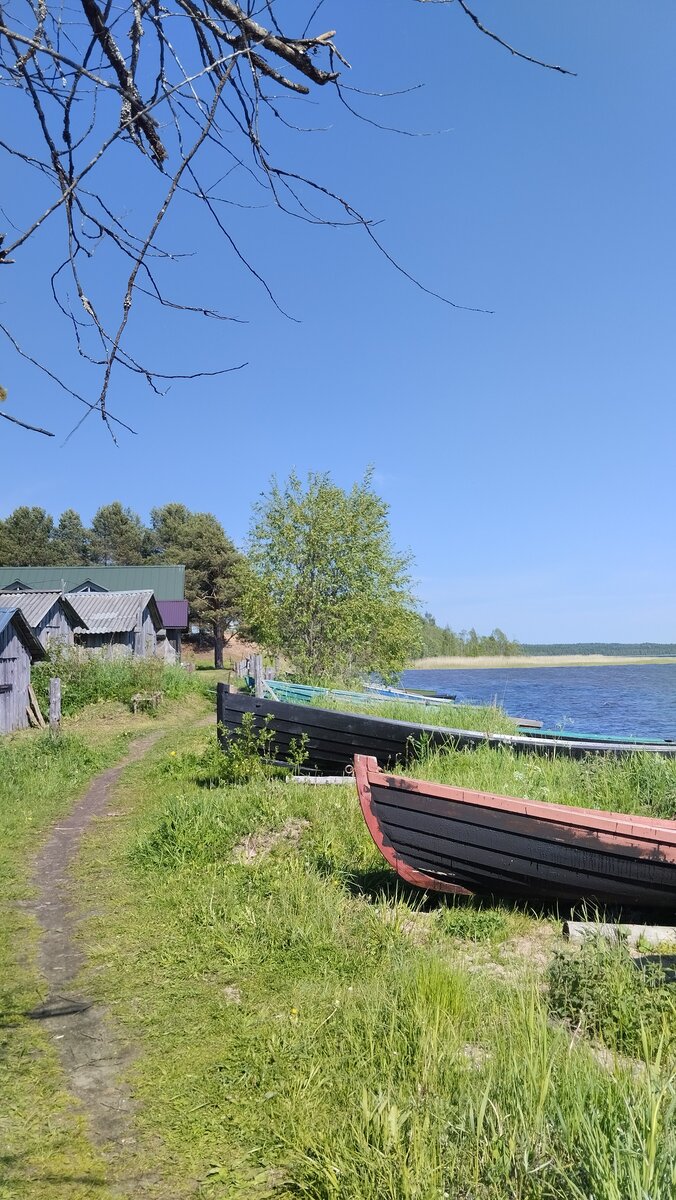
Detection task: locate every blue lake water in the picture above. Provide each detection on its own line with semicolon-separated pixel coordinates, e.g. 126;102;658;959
400;665;676;740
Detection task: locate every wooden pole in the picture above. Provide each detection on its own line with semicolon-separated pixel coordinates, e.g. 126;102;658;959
49;677;61;731
253;654;264;698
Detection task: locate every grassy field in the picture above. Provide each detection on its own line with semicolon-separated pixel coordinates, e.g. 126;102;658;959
4;708;676;1198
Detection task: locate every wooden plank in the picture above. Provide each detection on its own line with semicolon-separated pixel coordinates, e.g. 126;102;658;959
28;683;46;728
374;805;676;894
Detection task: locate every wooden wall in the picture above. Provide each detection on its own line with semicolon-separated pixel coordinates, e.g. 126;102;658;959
35;600;76;649
0;623;31;733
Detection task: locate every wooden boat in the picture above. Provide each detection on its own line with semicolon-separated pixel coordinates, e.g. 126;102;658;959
216;688;676;774
517;725;675;746
354;755;676;909
265;679;456;708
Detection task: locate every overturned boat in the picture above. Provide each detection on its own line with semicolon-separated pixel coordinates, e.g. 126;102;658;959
354;755;676;909
216;688;676;773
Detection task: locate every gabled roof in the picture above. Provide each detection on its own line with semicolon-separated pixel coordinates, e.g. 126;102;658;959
0;590;84;630
0;608;47;660
65;589;164;634
156;599;189;630
0;565;185;599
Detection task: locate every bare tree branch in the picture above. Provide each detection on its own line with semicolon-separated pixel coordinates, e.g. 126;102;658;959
0;0;573;435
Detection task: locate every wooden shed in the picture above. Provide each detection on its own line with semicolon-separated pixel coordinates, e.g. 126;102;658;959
0;590;83;650
0;608;46;733
65;590;164;658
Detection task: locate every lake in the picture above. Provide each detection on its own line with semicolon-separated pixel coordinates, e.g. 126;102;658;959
400;664;676;739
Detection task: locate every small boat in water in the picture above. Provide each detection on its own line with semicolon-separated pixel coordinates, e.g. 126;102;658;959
354;755;676;909
216;689;676;774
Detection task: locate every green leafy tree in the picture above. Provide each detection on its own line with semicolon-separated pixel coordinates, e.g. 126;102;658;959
245;469;419;683
90;502;149;565
151;504;247;668
0;506;57;566
53;508;91;565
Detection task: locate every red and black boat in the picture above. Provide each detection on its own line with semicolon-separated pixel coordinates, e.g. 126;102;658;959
354;754;676;909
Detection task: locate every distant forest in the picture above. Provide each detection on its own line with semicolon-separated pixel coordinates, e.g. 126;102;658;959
521;643;676;657
416;614;520;658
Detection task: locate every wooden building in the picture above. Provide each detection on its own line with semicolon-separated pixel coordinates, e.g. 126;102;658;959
65;590;164;658
0;608;46;733
156;600;189;661
0;566;189;661
0;590;83;650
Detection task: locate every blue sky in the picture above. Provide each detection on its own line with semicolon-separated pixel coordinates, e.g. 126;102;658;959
2;1;675;641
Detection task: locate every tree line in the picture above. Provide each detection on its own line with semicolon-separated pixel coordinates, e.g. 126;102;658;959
0;476;519;677
416;613;520;659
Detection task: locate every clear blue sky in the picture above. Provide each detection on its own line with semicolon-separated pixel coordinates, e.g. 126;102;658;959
2;1;675;642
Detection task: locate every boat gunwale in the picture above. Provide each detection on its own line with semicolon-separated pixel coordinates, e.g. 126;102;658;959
361;758;676;848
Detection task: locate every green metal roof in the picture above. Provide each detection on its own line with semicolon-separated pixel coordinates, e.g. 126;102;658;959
0;565;185;599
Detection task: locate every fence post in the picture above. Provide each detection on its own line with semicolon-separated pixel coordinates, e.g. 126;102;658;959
49;677;61;731
253;654;264;698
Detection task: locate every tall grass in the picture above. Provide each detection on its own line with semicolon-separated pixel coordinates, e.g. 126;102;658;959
310;694;517;735
31;649;197;716
71;729;676;1198
400;741;676;818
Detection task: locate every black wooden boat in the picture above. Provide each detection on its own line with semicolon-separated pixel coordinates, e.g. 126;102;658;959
354;755;676;908
216;687;676;773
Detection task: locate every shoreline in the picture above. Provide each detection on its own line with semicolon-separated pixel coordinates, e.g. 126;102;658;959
406;654;676;670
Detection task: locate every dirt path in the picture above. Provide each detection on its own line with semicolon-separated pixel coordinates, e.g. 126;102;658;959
25;731;167;1188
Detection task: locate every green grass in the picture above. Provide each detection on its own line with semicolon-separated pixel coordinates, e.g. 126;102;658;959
398;741;676;819
310;694;518;734
0;696;210;1199
31;650;200;717
548;937;676;1061
60;726;676;1198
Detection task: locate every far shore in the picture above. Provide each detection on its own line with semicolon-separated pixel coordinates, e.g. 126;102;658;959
407;654;676;670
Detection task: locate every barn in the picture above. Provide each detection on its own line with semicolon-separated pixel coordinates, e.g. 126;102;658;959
65;590;165;658
0;608;46;733
0;590;83;650
0;566;189;660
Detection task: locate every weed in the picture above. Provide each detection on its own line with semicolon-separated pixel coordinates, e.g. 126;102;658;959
31;647;197;716
547;938;676;1060
437;902;511;943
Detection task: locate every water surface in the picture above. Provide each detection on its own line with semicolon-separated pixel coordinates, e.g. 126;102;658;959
400;664;676;739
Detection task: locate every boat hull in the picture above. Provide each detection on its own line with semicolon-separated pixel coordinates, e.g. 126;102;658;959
354;755;676;909
216;688;676;774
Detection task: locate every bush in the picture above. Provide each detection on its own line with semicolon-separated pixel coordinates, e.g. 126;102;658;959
31;648;195;717
547;938;676;1060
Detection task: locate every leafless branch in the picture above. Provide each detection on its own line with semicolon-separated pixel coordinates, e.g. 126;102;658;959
0;0;573;436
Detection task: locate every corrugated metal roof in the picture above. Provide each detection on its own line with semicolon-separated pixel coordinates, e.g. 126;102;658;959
0;565;185;599
0;590;82;629
66;590;163;634
0;608;46;659
156;599;189;630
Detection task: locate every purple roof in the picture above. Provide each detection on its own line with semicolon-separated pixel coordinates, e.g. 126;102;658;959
157;599;189;630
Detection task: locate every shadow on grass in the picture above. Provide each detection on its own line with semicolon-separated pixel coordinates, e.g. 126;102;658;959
339;867;646;925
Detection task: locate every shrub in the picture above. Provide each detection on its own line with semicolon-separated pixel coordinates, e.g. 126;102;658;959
31;648;195;716
547;938;676;1060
